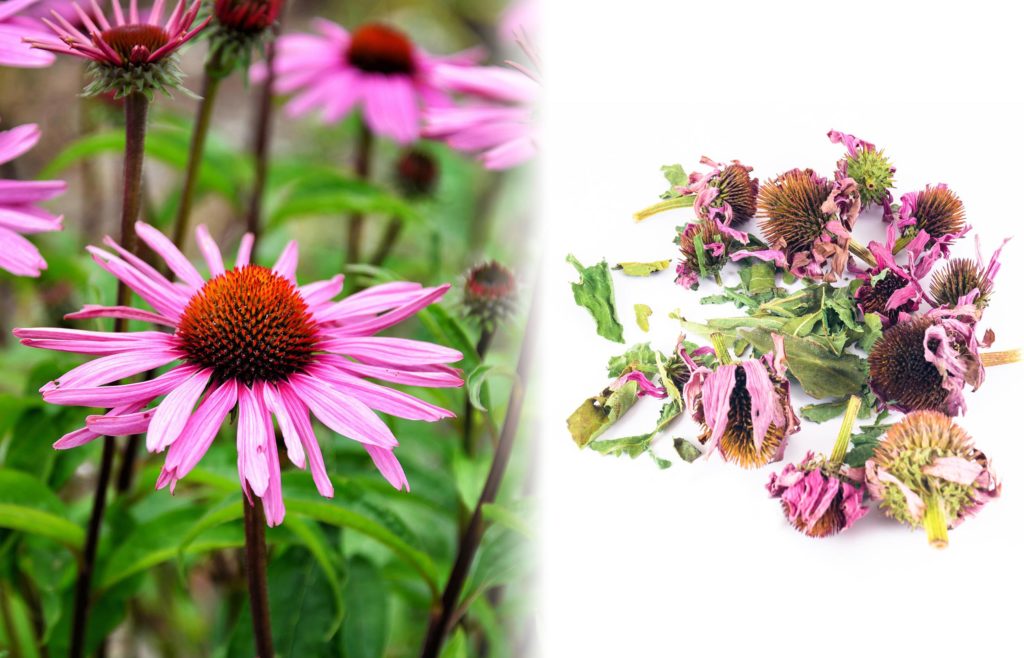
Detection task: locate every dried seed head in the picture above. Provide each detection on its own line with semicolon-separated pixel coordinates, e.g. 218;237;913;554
757;169;833;253
904;185;966;241
855;271;913;325
868;317;951;412
930;257;992;309
844;148;895;207
698;367;786;469
178;265;319;385
708;163;758;226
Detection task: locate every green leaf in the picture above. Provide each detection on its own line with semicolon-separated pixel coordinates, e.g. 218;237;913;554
0;470;82;550
453;453;489;510
567;254;625;343
419;304;478;370
268;170;420;229
782;310;822;337
613;260;671;276
658;164;688;199
566;380;639;448
800;398;853;423
340;556;389;658
634;303;653;332
481;502;534;539
465;363;517;412
606;343;663;378
284;516;346;640
855;312;884;352
673;438;702;463
741;329;867;399
440;628;469;658
739;260;779;295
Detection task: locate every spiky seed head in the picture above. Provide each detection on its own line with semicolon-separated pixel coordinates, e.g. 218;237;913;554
757;169;832;252
906;186;966;240
868;317;951;413
698;367;786;469
930;258;992;309
710;164;758;226
845;148;894;207
855;271;912;324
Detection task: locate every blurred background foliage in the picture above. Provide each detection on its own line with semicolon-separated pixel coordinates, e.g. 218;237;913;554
0;0;536;656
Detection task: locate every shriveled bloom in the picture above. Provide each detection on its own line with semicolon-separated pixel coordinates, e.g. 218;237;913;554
0;123;65;276
424;63;538;170
767;451;868;537
254;20;480;144
827;129;895;220
26;0;210;97
682;335;800;468
735;168;860;282
678;157;759;227
866;411;1000;548
868;306;992;416
895;184;967;255
462;260;517;330
14;223;463;526
674;218;748;289
0;0;56;67
852;219;942;326
930;235;1008;311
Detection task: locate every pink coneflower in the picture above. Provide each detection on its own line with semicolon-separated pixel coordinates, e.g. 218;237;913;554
424;63;538;170
254;20;480;145
25;0;209;96
827;129;895;220
0;123;65;276
213;0;282;33
0;0;56;67
14;223;463;526
682;334;800;468
733;168;861;283
851;220;942;326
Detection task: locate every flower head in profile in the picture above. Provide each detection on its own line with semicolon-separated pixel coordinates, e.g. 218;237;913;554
0;123;65;276
424;63;539;170
674;218;748;289
394;148;439;199
852;219;942;326
866;411;999;548
462;260;517;330
678;157;759;227
254;20;482;144
683;335;800;468
207;0;283;73
828;129;895;220
930;235;1008;312
895;183;967;255
868;307;992;416
736;168;860;282
0;0;56;67
14;223;463;526
26;0;209;97
767;451;868;537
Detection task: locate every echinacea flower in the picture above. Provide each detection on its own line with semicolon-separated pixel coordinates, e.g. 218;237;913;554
827;129;895;220
206;0;282;71
462;260;517;330
767;451;868;537
674;219;748;289
0;0;56;67
212;0;281;33
895;183;967;255
424;63;539;170
866;410;1000;548
683;334;800;468
14;223;463;526
868;307;992;416
678;157;759;227
930;235;1009;311
0;123;65;276
26;0;210;97
394;148;439;199
852;220;942;326
736;168;860;283
254;20;481;144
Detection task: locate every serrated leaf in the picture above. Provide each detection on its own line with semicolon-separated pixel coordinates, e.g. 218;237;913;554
613;260;671;276
567;254;625;343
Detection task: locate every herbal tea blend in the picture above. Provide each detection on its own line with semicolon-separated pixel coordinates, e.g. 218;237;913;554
567;128;1018;549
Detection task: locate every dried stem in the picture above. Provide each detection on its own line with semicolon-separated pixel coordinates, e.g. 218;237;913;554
69;91;149;658
710;333;732;365
829;395;861;465
980;349;1021;367
846;238;877;269
923;495;949;549
243;498;274;658
633;194;695;222
420;296;534;658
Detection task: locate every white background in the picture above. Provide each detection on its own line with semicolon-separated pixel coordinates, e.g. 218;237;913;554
538;2;1023;656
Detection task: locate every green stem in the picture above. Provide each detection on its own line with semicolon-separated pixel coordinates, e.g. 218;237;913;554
892;232;914;255
346;120;374;266
633;195;695;222
246;25;281;253
710;333;732;365
923;495;949;549
171;57;225;250
829;395;861;465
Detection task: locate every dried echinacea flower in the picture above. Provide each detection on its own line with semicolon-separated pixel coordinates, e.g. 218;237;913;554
462;260;517;331
866;411;1000;548
674;218;748;289
895;184;967;255
683;333;800;468
868;310;992;416
828;129;895;219
767;396;869;537
929;236;1008;311
852;222;941;326
27;0;210;98
634;157;758;225
737;168;861;282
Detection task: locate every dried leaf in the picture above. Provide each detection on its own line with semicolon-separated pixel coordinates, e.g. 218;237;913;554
673;438;702;463
566;381;639;448
613;260;671;276
659;164;688;199
567;254;625;343
634;304;653;332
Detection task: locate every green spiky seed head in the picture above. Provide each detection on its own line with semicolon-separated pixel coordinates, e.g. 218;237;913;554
845;148;894;207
